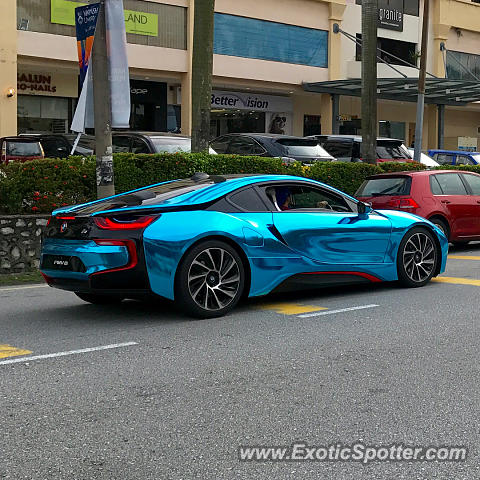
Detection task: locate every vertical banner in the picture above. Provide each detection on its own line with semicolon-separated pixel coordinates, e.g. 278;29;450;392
105;0;131;128
75;3;99;88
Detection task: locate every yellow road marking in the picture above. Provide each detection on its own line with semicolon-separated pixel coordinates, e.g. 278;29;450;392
258;303;328;315
0;344;32;359
432;276;480;286
449;255;480;260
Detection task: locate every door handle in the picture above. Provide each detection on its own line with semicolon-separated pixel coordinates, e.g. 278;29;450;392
476;200;480;204
441;200;451;204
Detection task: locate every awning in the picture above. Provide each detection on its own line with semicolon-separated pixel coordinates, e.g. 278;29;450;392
303;78;480;106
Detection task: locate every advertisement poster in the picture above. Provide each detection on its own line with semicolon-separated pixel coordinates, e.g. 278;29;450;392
75;3;100;88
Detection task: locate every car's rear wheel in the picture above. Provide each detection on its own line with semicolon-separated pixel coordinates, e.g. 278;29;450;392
175;240;245;318
397;228;438;287
75;292;124;304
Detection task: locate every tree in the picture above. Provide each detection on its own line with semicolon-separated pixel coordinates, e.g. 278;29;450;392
191;0;215;152
361;0;378;164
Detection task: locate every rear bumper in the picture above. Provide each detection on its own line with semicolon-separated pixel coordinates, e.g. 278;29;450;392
40;238;151;295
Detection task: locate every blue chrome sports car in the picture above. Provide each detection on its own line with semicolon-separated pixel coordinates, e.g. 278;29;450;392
40;173;448;318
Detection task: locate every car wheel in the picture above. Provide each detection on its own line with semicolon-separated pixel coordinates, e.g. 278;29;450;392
75;292;124;304
397;228;438;288
430;218;448;239
175;240;245;318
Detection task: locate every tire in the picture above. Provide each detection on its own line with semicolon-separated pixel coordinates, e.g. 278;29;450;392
397;227;438;288
75;292;124;304
175;240;245;318
430;217;449;239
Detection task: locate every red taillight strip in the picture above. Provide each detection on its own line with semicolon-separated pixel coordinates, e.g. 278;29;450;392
91;239;138;275
55;216;76;220
302;271;382;282
94;216;156;230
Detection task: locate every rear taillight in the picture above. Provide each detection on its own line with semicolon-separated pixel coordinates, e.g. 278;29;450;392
46;216;52;226
386;198;419;211
94;215;156;230
92;239;138;274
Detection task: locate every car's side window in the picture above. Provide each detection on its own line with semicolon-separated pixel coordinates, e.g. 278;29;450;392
210;136;230;154
434;153;455;165
430;175;443;195
131;138;150;154
264;184;352;212
462;174;480;195
433;173;468;195
323;140;353;161
112;136;131;153
228;187;269;212
228;137;258;155
456;155;475;166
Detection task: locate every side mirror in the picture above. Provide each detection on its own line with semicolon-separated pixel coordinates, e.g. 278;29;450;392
357;201;372;215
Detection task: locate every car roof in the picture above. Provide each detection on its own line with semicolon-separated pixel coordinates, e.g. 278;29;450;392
113;131;190;139
0;136;40;142
323;135;404;143
428;149;480;155
365;169;478;179
217;133;313;140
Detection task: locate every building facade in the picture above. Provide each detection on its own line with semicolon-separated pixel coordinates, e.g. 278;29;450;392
1;0;480;150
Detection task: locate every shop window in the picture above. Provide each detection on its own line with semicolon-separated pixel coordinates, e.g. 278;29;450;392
446;51;480;81
379;121;406;141
214;13;328;68
356;34;417;66
303;115;322;137
17;96;69;133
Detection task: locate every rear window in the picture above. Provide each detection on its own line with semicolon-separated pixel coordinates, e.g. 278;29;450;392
323;140;353;160
356;176;411;197
72;178;216;214
275;139;330;157
375;142;410;160
6;141;42;157
150;137;191;153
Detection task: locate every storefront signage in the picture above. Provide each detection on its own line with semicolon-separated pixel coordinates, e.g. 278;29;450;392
50;0;158;37
17;73;57;94
378;0;403;32
211;91;293;113
458;136;478;152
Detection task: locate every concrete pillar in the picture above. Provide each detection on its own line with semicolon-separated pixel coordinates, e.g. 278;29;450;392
0;0;17;137
426;104;438;149
181;0;194;136
328;2;346;81
320;94;333;135
437;104;445;149
331;94;340;134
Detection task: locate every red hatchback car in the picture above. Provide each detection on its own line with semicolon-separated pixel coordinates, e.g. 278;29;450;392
356;170;480;246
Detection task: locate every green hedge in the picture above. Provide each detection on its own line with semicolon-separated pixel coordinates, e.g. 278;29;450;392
0;153;429;214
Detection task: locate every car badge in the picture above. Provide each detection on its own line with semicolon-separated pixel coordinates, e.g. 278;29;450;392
60;222;68;233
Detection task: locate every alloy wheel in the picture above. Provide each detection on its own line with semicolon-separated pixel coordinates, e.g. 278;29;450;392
402;232;436;283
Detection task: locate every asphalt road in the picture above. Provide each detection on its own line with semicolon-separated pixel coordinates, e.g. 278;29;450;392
1;244;480;479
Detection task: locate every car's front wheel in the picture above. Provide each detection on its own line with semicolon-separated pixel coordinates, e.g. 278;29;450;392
175;240;245;318
75;292;124;304
397;228;438;287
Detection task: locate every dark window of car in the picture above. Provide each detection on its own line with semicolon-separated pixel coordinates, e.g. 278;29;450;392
322;140;353;160
456;154;475;166
72;178;220;214
433;153;455;165
275;138;330;157
150;137;191;153
40;137;68;157
432;173;468;195
375;142;410;160
5;141;42;157
356;176;411;197
429;175;443;195
112;136;131;153
228;187;268;212
131;138;150;154
462;174;480;195
264;184;351;212
210;136;231;154
228;136;264;155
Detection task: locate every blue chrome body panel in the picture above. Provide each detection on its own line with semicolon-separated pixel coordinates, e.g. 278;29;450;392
44;174;449;301
40;238;129;279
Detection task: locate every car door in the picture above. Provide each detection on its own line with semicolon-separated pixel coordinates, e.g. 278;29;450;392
262;182;392;264
431;173;477;237
460;173;480;237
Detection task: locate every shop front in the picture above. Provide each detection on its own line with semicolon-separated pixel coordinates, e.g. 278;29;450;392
210;90;293;138
17;69;78;134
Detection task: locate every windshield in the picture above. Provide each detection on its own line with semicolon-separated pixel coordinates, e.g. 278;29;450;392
6;141;42;157
150;137;191;153
72;179;216;214
376;142;410;160
471;154;480;163
275;139;331;157
356;176;411;197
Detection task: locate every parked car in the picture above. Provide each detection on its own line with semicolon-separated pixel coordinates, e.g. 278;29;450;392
427;149;480;166
210;133;335;164
310;135;415;164
356;169;480;246
406;148;439;167
40;173;447;318
19;133;77;158
70;132;217;155
0;136;44;165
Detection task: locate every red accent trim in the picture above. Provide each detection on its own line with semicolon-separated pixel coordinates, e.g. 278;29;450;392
91;239;138;275
302;271;382;282
41;272;54;284
55;216;76;220
94;216;156;231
